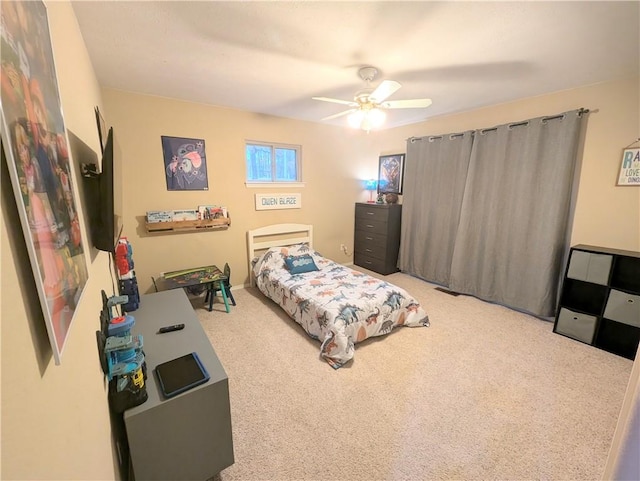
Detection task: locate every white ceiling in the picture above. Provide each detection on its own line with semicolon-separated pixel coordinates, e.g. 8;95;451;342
71;1;640;130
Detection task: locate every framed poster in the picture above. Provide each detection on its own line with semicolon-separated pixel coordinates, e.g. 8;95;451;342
0;0;89;364
161;135;209;191
378;153;405;194
617;148;640;186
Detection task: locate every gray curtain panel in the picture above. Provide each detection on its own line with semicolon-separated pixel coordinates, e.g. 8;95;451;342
449;110;584;317
399;132;473;285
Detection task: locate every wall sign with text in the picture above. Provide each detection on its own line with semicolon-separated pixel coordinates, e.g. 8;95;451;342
617;148;640;186
255;193;302;210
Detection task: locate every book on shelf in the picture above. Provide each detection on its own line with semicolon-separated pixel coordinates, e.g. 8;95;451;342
146;211;173;223
172;209;198;222
197;205;228;220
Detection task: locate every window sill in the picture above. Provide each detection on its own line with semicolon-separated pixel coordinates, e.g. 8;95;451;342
245;182;305;188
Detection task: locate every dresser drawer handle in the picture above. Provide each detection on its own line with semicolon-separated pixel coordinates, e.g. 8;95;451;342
366;237;373;240
365;249;372;252
366;212;374;215
366;224;374;228
365;260;372;264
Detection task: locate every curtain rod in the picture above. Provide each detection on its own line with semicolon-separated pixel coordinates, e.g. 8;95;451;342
479;108;589;134
407;108;590;142
408;132;467;143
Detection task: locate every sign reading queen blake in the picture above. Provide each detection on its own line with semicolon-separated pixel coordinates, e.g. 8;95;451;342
255;193;302;210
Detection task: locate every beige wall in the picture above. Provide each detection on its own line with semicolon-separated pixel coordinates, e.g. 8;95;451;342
1;1;637;480
106;76;639;296
381;76;640;251
102;89;394;293
1;2;118;480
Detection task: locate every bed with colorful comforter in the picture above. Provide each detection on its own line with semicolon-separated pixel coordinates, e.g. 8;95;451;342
252;243;430;369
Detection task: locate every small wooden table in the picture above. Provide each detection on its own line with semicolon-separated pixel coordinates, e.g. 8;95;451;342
154;265;230;312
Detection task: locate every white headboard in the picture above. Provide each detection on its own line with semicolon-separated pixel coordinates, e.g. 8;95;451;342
246;223;313;285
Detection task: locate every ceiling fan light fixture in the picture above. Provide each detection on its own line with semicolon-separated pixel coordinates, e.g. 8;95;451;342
348;107;386;131
348;110;365;128
368;107;386;128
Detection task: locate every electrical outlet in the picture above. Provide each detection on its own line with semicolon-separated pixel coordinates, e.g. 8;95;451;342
340;243;351;256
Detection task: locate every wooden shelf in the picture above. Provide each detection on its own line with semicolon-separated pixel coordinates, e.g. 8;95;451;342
145;217;230;233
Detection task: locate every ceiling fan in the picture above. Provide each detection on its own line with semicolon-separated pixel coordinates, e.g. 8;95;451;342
312;66;432;131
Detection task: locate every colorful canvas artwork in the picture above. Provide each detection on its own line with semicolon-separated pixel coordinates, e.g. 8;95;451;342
378;153;405;194
161;135;208;191
0;0;89;364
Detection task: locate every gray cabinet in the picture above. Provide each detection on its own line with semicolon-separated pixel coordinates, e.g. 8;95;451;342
554;245;640;360
124;289;234;480
354;202;402;275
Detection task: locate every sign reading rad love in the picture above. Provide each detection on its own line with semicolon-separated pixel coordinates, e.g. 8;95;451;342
255;193;302;210
617;148;640;186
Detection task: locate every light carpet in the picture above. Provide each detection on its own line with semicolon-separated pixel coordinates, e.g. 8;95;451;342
195;272;633;481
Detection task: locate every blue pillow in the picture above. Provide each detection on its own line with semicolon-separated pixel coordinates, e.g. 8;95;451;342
284;254;319;274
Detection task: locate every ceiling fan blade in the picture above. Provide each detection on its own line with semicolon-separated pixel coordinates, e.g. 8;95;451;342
369;80;401;103
382;98;432;109
312;97;357;106
322;109;357;121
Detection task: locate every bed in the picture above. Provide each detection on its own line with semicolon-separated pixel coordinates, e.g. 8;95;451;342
248;224;429;369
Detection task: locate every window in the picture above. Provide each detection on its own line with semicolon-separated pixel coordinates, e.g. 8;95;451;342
245;141;301;183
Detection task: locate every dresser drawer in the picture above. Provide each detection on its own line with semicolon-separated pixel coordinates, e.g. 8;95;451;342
355;204;390;223
355;242;386;261
355;218;387;233
354;253;388;274
355;229;387;249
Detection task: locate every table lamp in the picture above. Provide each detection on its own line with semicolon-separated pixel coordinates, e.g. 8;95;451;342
364;179;378;203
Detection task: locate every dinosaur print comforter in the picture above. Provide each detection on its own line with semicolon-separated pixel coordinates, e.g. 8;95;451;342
252;244;430;369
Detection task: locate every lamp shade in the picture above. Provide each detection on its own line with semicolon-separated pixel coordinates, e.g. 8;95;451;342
364;179;378;191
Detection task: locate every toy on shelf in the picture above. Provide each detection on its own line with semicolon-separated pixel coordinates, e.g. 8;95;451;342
115;238;134;275
116;237;140;312
96;290;147;413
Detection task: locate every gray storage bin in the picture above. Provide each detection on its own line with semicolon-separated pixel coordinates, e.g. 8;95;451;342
603;290;640;327
555;308;598;344
567;250;612;285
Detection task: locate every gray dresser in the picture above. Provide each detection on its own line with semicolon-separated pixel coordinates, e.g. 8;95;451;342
124;289;234;480
354;202;402;275
554;244;640;360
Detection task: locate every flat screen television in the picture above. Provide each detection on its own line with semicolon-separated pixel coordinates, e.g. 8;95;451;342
96;127;117;252
68;130;99;260
80;127;122;253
